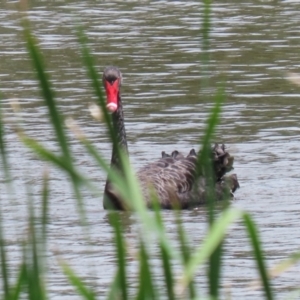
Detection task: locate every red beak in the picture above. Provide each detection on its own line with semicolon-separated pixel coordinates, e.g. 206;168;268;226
105;79;119;113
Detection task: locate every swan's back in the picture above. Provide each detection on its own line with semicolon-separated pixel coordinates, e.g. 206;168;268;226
137;144;238;208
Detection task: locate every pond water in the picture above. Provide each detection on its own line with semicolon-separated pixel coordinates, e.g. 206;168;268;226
1;1;300;299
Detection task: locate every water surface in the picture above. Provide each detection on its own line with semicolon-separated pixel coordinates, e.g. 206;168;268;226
1;1;300;299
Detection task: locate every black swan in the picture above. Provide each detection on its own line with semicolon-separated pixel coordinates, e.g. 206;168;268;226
102;66;239;210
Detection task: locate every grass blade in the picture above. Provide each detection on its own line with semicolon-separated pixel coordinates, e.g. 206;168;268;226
136;240;156;300
176;212;196;299
0;214;10;300
160;243;175;300
0;97;13;194
11;263;27;300
0;102;11;300
208;242;223;298
243;213;273;300
20;133;105;202
62;262;96;300
109;212;128;300
23;192;46;300
152;203;175;300
179;208;242;293
78;29;131;210
195;88;225;299
74;134;133;205
21;134;71;174
78;28;126;180
196;88;223;178
41;170;49;246
270;251;300;278
23;24;87;224
199;2;227;291
24;26;70;163
106;269;122;300
77;29;119;156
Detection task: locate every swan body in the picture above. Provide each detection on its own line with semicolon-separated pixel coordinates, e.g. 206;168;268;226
102;66;239;210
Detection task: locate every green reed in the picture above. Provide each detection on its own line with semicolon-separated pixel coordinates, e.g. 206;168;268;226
1;3;300;300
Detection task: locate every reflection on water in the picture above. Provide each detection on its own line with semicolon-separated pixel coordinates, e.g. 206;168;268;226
1;0;300;298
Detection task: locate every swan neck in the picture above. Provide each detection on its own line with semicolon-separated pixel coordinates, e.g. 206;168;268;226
111;95;128;167
104;94;128;210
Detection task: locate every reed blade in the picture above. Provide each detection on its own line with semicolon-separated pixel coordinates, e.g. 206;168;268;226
23;24;87;224
62;263;96;300
0;97;13;193
136;240;157;300
208;241;223;298
196;88;225;298
0;215;10;300
24;26;70;163
11;263;27;300
77;29;122;172
40;170;49;268
106;269;121;300
109;212;128;300
24;193;46;300
196;88;223;178
151;202;175;300
0;101;11;300
160;243;175;300
176;212;196;299
179;208;242;292
243;213;274;300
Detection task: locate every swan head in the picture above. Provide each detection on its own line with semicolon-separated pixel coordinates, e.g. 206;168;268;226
103;66;122;113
